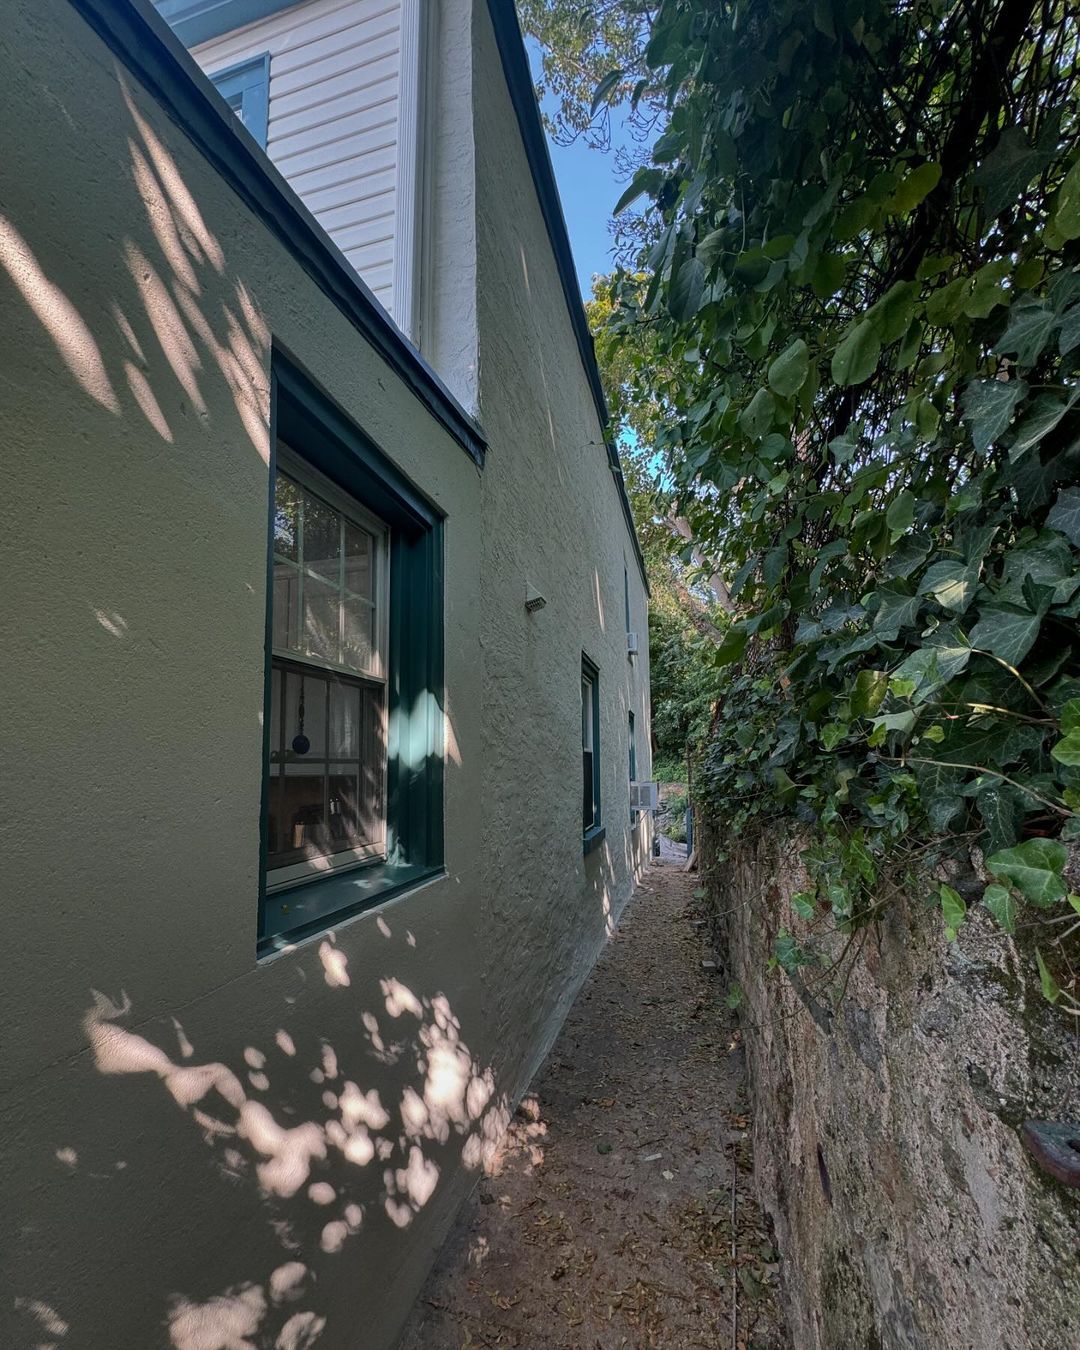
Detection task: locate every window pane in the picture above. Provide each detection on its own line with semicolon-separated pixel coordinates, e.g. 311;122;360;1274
329;680;360;758
303;489;340;583
284;668;327;757
582;749;594;830
327;772;361;848
280;762;326;856
302;574;340;664
581;676;593;751
342;598;373;673
267;773;285;858
274;474;299;561
273;561;299;651
344;522;373;598
270;664;282;755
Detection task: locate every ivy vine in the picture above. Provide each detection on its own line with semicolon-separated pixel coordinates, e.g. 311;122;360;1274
596;0;1080;1008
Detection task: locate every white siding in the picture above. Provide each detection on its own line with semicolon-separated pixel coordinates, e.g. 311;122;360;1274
193;0;403;319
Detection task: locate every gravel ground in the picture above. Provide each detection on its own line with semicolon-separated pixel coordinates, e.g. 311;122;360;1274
396;859;786;1350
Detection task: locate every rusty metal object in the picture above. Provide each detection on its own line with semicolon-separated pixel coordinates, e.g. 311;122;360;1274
1021;1120;1080;1187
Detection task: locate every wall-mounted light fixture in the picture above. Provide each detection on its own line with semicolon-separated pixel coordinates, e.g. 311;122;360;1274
525;584;546;613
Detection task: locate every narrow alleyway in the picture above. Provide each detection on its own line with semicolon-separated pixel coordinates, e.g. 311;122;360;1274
397;857;786;1349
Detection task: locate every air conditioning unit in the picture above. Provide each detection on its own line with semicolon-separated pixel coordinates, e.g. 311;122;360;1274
630;781;659;812
627;630;639;656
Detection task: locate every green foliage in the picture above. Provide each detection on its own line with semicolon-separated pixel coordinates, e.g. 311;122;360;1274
580;0;1080;1007
517;0;655;148
651;753;687;785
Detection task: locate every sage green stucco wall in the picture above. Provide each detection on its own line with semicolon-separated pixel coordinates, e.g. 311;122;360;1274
0;2;650;1347
471;0;653;1104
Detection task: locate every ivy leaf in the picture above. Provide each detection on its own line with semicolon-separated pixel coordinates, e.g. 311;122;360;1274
961;378;1026;453
974;127;1053;218
768;339;810;398
1035;949;1061;1004
1047;487;1080;546
886;490;916;537
821;722;848;751
1058;303;1080;355
920;560;979;613
832;321;881;387
1062;699;1080;733
791;891;815;920
969;603;1042;666
939;884;966;941
982;883;1016;933
1009;392;1076;462
891;632;971;701
994;297;1058;367
851;669;888;717
772;768;798;805
873;583;921;639
986;839;1068;907
871;709;917;738
1050;731;1080;767
774;930;810;971
976;784;1023;853
1054;157;1080;240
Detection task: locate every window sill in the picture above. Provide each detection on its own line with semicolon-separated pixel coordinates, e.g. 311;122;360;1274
259;860;442;957
583;826;606;857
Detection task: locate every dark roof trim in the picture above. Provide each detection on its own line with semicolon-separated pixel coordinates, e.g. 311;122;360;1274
67;0;487;468
483;0;648;591
154;0;301;48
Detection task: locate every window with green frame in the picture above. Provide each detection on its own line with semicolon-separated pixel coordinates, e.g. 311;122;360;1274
581;654;603;853
259;353;444;953
628;709;637;818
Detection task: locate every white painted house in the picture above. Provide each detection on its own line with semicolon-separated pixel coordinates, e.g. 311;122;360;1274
0;1;653;1347
163;0;426;332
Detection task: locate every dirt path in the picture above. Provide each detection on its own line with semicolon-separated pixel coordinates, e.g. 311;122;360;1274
397;859;786;1350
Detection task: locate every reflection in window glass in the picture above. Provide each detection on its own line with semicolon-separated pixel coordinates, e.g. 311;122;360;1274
267;456;389;885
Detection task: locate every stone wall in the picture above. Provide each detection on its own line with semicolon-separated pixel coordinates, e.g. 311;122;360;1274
699;822;1079;1350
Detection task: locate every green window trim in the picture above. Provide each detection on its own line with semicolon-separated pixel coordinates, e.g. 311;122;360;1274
259;350;444;954
209;52;270;149
581;652;602;853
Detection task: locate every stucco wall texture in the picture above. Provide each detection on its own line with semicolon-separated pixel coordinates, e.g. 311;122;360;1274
702;824;1079;1350
0;3;651;1347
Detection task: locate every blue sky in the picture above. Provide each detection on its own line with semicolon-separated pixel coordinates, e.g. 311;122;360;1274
526;38;630;300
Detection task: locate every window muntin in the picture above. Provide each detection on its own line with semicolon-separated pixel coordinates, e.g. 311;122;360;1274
267;452;389;888
581;656;601;842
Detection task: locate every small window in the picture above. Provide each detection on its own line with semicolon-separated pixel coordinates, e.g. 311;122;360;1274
267;456;389;888
628;709;637;816
210;54;270;148
260;352;444;953
581;655;602;851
